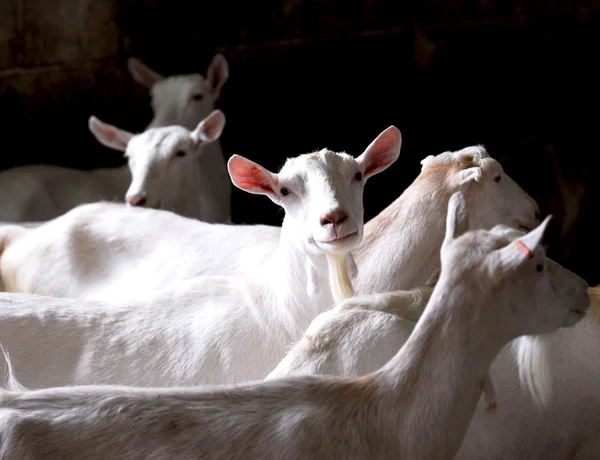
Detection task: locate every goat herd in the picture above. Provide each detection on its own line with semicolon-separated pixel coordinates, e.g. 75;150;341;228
0;54;595;460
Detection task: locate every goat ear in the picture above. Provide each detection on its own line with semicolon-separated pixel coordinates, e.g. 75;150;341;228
228;155;278;197
356;126;401;180
492;215;552;274
207;54;229;95
454;166;483;186
127;58;165;89
444;191;469;245
520;215;551;251
191;110;226;145
88;116;133;152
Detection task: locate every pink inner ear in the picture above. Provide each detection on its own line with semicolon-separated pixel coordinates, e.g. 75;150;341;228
360;127;401;178
230;161;275;194
364;149;396;177
200;112;225;141
208;55;229;89
92;122;130;150
99;127;119;144
103;127;126;146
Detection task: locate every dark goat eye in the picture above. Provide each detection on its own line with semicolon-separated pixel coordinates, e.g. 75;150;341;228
175;151;186;158
536;264;544;272
494;175;501;183
355;172;363;181
280;187;290;196
192;94;204;101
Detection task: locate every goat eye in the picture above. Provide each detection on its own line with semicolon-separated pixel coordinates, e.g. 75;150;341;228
280;187;290;196
175;151;186;158
494;175;501;183
536;264;544;272
354;172;363;181
192;94;204;101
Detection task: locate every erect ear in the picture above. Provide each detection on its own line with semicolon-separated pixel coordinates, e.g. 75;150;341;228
190;110;226;145
443;191;469;247
356;126;402;181
227;155;278;198
206;54;229;95
491;215;552;275
88;116;134;152
127;58;165;89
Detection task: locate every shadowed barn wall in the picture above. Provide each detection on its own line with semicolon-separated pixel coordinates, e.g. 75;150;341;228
0;0;599;282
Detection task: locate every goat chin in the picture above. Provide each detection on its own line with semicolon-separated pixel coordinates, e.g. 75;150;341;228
327;254;355;303
514;334;553;407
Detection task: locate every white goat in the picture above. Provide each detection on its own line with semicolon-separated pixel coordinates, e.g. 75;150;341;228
88;109;226;221
0;146;539;300
0;192;587;460
0;127;400;388
0;55;230;223
268;233;596;460
127;54;231;221
267;271;438;380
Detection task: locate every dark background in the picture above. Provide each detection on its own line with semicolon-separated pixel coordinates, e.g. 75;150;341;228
0;0;598;282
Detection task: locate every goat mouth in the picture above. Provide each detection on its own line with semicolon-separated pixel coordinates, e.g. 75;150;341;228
316;231;358;244
517;224;533;232
569;309;587;317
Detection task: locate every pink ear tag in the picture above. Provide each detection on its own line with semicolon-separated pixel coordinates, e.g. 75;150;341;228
514;240;534;259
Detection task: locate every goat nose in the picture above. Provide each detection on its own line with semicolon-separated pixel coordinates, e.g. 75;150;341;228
535;207;541;220
127;195;147;207
320;210;348;227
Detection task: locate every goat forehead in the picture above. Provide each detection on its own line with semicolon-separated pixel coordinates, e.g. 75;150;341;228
454;231;512;255
129;128;189;160
151;75;205;100
280;149;357;182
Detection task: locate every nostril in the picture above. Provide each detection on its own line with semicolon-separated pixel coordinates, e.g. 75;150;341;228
319;216;333;226
127;196;147;207
320;210;348;227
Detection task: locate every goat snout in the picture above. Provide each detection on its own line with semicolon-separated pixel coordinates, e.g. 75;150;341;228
127;194;147;207
319;210;348;228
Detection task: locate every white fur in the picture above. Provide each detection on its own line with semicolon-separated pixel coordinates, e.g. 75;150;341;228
269;223;592;460
326;253;355;302
0;192;586;460
267;225;582;411
0;55;230;223
127;55;231;222
0;164;132;222
0;207;280;298
0;128;401;388
351;145;540;294
88;109;226;221
514;334;553;407
0;146;539;300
